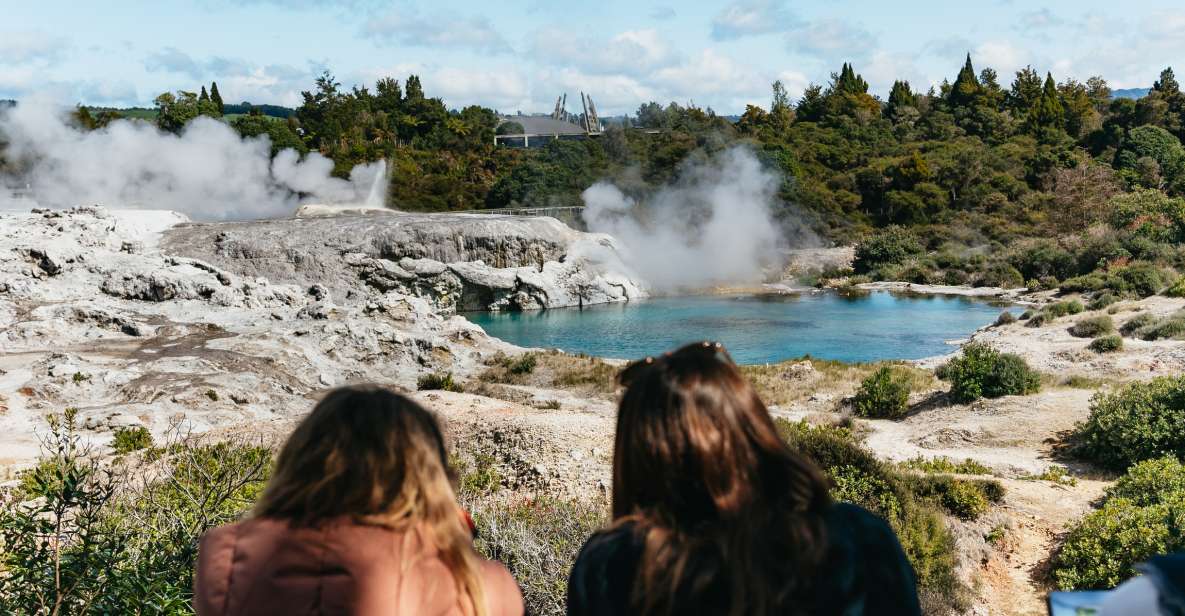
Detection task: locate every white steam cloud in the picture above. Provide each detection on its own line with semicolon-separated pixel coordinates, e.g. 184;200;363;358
582;146;796;291
0;102;387;220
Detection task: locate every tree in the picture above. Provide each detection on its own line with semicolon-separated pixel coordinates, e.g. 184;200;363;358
1007;66;1043;115
154;91;200;133
885;80;917;121
948;54;981;108
1116;125;1185;191
1086;76;1112;112
1050;157;1122;232
1153;67;1181;98
210;82;224;115
768;80;794;132
199;86;209;103
1025;73;1065;137
1059;79;1100;139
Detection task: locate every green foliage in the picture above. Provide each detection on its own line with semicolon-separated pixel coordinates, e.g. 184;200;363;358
0;410;271;613
900;456;993;475
1019;465;1078;486
1068;315;1114;338
1164;276;1185;297
1089;334;1123;353
775;419;972;612
506;353;538;376
417;372;464;392
1054;456;1185;590
852;366;913;419
939;342;1041;403
111;426;153;454
1074;376;1185;469
1120;312;1158;336
994;311;1016;326
853;226;924;275
1088;293;1118;310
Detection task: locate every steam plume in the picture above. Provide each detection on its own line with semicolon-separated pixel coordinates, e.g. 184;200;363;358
582;146;804;290
0;101;387;220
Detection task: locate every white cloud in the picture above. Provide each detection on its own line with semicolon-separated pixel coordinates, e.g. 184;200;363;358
711;0;796;40
361;10;511;54
353;64;530;112
0;31;66;66
786;19;875;62
530;28;680;77
143;48;316;106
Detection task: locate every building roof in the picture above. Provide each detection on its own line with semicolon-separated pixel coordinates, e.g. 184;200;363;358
498;115;587;136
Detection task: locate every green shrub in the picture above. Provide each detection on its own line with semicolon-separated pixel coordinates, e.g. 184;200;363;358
0;410;271;613
854;226;924;275
852;366;912;420
1068;315;1114;338
1024;312;1049;327
1046;300;1085;318
1106;264;1168;297
1139;315;1185;341
1060;274;1106;293
900;456;993;475
1053;495;1185;590
1164;276;1185;298
939;342;1041;403
417;372;464;392
1088;293;1118;311
775;419;971;612
111;426;153;454
1054;456;1185;590
1074;376;1185;470
503;353;538;375
905;475;1004;520
1120;312;1157;336
1106;456;1185;506
978;263;1024;288
1088;335;1123;353
466;495;607;616
1019;309;1035;320
994;311;1016;326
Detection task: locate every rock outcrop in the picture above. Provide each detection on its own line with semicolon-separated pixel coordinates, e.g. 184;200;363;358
161;210;644;313
0;206;639;466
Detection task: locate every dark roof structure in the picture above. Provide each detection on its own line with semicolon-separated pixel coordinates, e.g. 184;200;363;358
497;115;588;136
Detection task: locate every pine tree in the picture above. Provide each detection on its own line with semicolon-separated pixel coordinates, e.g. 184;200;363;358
1026;73;1065;134
885;80;916;119
210;82;224;114
405;75;424;101
199;86;210;103
1007;66;1043;114
833;63;868;95
1154;67;1180;97
948;54;981;107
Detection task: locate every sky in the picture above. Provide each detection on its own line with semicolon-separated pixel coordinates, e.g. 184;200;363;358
4;0;1185;116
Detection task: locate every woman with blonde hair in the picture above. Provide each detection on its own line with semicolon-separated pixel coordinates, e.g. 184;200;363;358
568;342;920;616
194;385;523;616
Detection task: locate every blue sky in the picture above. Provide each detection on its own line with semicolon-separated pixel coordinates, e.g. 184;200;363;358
4;0;1185;115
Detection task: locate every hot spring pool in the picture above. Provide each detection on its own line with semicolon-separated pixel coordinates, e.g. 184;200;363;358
465;291;1010;365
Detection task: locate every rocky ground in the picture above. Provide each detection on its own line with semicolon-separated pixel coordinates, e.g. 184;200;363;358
1;205;1181;615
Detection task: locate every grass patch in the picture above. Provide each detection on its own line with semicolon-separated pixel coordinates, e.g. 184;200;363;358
417;372;464;392
479;351;618;398
899;456;993;475
1068;315;1114;338
1019;465;1077;486
111;426;153;455
1088;334;1123;353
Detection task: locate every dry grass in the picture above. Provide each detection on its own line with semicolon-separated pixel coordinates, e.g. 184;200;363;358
477;351;620;399
741;358;938;407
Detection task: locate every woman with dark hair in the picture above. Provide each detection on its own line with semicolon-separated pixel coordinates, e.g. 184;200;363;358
193;385;524;616
568;342;920;616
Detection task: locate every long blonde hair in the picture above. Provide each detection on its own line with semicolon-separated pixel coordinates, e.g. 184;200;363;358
254;385;486;616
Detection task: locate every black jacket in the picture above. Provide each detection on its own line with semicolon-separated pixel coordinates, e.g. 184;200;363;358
567;502;921;616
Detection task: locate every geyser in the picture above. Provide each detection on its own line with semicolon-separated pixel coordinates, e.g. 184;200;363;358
581;146;805;291
0;101;387;221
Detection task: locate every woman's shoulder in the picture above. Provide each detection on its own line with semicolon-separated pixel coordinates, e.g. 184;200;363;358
478;559;525;616
575;521;643;567
823;502;899;547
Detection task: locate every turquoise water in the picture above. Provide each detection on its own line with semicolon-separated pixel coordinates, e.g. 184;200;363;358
465;291;1009;365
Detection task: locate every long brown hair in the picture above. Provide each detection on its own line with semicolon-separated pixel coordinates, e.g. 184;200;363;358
613;342;833;616
254;385;487;616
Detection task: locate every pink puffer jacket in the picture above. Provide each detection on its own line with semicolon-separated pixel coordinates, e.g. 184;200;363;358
194;517;524;616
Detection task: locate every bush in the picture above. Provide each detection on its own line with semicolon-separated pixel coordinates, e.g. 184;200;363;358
977;263;1024;289
506;353;538;375
1088;292;1118;311
1120;312;1157;336
1106;456;1185;507
1060;274;1106;293
1088;335;1123;353
994;311;1016;326
905;475;1003;520
852;366;912;420
1139;315;1185;341
1074;376;1185;470
1053;456;1185;590
1046;300;1085;318
1019;309;1035;320
939;343;1041;403
111;426;153;454
1107;264;1168;297
1068;315;1114;338
1164;276;1185;298
900;456;992;475
0;410;271;613
417;372;464;392
853;226;924;275
775;419;971;612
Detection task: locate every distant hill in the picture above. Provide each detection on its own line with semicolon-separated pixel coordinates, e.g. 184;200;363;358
1113;88;1150;100
223;103;294;119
